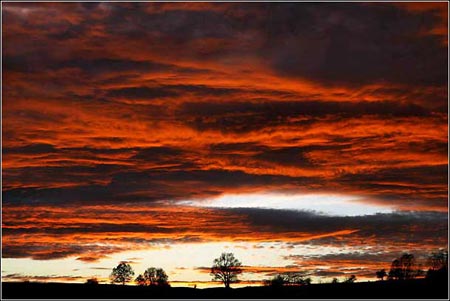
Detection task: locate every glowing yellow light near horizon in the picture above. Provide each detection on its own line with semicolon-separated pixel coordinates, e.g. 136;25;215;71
2;242;365;285
179;192;394;216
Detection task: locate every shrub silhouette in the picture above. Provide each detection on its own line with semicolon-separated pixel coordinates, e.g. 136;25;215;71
85;277;99;285
265;272;312;287
135;274;146;286
344;275;356;283
376;269;387;281
211;252;242;288
110;261;134;285
264;275;287;287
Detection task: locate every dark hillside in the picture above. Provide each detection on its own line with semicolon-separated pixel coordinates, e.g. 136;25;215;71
2;278;448;299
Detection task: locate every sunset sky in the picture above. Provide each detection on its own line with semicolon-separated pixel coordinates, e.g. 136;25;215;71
2;2;448;287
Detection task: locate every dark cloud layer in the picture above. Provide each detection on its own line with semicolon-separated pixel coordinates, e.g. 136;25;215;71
179;100;434;133
2;206;447;266
264;3;447;86
231;208;448;245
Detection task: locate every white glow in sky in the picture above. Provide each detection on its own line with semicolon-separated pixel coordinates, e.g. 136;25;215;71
1;241;365;286
180;193;394;216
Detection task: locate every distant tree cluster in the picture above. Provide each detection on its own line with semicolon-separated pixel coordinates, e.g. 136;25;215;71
135;267;169;287
264;272;312;287
426;249;448;282
329;275;356;284
388;253;418;280
108;253;243;288
375;249;448;282
109;262;169;287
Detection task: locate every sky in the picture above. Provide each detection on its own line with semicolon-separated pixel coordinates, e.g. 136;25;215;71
1;2;448;287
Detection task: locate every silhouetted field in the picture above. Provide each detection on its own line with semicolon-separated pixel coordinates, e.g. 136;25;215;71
2;278;448;299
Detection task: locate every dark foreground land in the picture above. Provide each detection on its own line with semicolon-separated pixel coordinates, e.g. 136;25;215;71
2;278;448;299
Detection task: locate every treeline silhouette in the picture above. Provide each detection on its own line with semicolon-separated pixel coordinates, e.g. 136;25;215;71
257;249;447;288
375;250;448;282
95;249;447;288
3;249;447;299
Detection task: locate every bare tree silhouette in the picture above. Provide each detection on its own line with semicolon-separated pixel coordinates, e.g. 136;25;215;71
399;253;416;279
211;252;242;288
388;253;417;280
389;259;402;280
